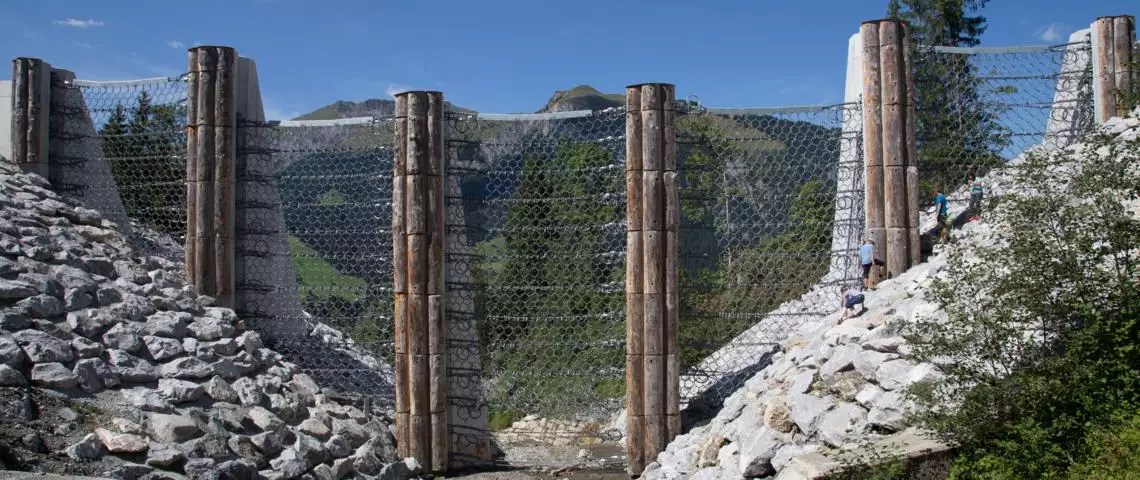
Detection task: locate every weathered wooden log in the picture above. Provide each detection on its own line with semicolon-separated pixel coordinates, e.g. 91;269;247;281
643;230;665;296
407;233;427;296
428;294;445;356
194;47;217;296
24;58;43;168
626;354;645;417
184;50;200;283
626;87;643;172
625;412;645;475
907;166;921;265
407;92;428;174
407;292;428;356
641;85;663;171
626;231;644;296
430;411;448;472
408;414;428;470
662;85;676;171
643;170;664;232
427;92;444;176
1096;17;1118;123
10;59;29;165
862;21;886;270
643;292;664;356
395;97;408;175
393;177;407;293
427;179;444;295
886;228;908;279
903;23;919;268
1114;16;1135;117
213;47;236;308
429;353;446;413
626;170;643;231
884;166;907;230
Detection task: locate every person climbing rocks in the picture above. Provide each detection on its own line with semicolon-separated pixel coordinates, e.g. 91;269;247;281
841;283;866;320
859;238;884;290
934;189;949;243
968;177;984;221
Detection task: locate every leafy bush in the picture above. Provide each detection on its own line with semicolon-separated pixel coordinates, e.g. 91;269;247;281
904;128;1140;478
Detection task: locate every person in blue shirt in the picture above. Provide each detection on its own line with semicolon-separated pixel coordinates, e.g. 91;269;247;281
858;239;883;289
934;190;949;243
968;177;984;221
841;283;866;321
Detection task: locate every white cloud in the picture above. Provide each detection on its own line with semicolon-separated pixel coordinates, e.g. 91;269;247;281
385;84;411;98
1036;23;1063;42
53;18;104;28
73;42;92;50
167;40;185;49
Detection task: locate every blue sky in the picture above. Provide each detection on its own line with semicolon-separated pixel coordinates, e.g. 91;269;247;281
1;0;1134;119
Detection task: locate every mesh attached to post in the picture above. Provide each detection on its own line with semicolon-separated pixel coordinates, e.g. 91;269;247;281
446;108;627;463
673;102;864;417
234;118;397;410
48;75;189;259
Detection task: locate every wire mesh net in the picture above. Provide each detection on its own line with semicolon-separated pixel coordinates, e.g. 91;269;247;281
912;40;1095;217
673;102;864;417
445;108;628;461
48;75;189;260
234;118;397;409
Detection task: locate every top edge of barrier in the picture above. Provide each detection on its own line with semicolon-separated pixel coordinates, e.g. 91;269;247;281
463;109;607;121
69;75;189;88
927;43;1081;54
275;116;381;127
704;104;834;115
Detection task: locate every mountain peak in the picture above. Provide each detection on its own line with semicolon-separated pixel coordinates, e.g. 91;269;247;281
539;85;625;113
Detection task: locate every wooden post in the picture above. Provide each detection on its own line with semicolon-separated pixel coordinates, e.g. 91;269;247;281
1113;16;1136;117
185;46;236;307
880;19;909;278
1095;17;1118;123
903;23;920;267
861;22;887;277
625;83;678;476
10;58;51;180
394;91;448;473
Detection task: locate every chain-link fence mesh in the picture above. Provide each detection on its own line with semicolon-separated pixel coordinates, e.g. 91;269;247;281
912;40;1095;218
673;103;864;417
234;118;397;409
445;108;628;462
48;75;189;260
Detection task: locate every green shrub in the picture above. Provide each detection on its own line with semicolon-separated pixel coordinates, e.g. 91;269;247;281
903;129;1140;478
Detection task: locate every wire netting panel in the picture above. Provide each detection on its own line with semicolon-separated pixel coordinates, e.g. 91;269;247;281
913;40;1095;209
446;108;627;459
49;76;189;260
674;103;863;413
235;119;396;405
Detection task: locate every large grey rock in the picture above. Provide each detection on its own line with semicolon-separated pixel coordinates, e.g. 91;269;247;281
121;387;174;413
95;427;150;453
67;433;104;460
183;458;218;480
108;349;158;383
217;459;259;480
97;286;124;306
228;435;270;469
247;406;285;432
183;433;232;460
288;373;320;406
53;264;96;292
18;272;65;299
867;391;908;432
0;364;28;386
110;294;157;322
269;392;304;424
332;457;354;480
31;362;79;389
103;463;155;480
819;344;862;376
855;383;885;408
64;289;94;312
325;434;352;459
232;377;265;407
269;447;309;479
159;356;214;379
330;418;369;449
200;338;238;357
378;457;422;480
771;443;820;472
145;311;191;338
143;335;183;361
789;369;816;394
0;335;26;368
0;279;37;300
295;432;330;467
147;412;202;443
158;378;205;403
237;331;263;354
204;375;240;403
0;310;30;330
855;349;897;379
17;294;64;317
188;318;233;342
789;393;835;436
13;329;74;363
251;430;287;457
72;336;104;358
74;357;116;392
298;416;332;440
146;442;186;469
875;359;917;391
68;309;117;337
817;403;868;447
103;322;144;353
738;427;783;477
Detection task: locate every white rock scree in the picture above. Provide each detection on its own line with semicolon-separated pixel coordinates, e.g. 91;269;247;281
0;161;422;479
642;109;1140;479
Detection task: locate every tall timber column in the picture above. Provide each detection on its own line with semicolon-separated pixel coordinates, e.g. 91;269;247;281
393;91;448;473
10;58;51;179
1093;15;1136;123
185;46;236;308
862;19;916;279
625;83;679;475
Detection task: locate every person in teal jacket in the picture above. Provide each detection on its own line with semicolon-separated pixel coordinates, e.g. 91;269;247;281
934;190;949;243
968;178;984;221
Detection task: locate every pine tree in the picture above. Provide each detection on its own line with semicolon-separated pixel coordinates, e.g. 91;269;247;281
887;0;1007;206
